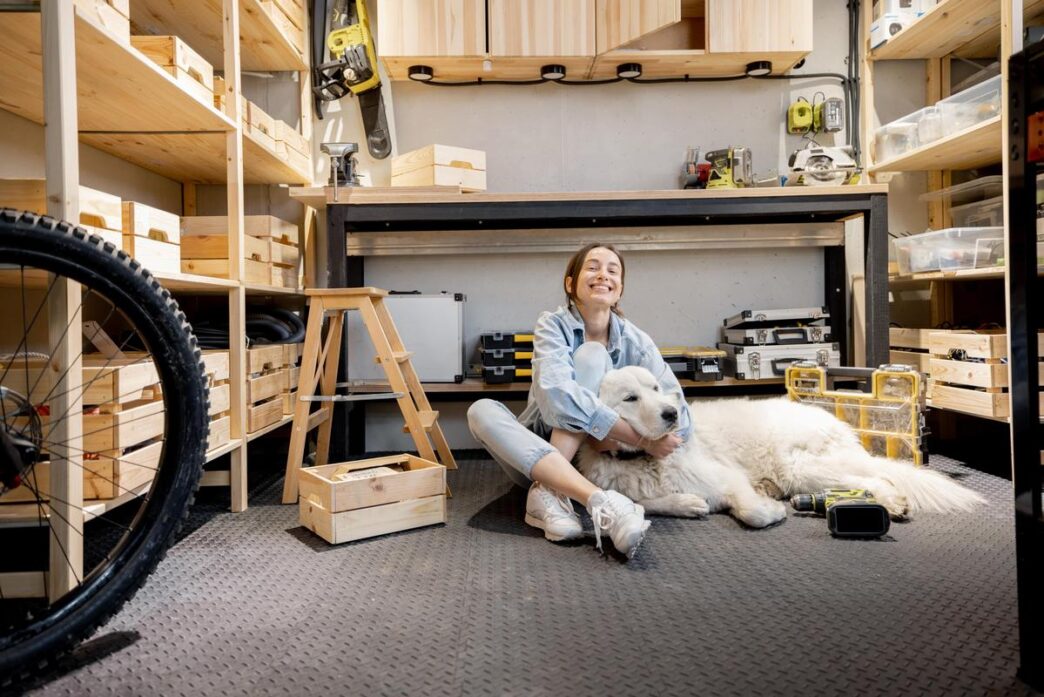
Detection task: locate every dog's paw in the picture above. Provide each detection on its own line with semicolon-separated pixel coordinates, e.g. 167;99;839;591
880;494;910;520
753;478;784;499
736;498;788;529
644;493;710;518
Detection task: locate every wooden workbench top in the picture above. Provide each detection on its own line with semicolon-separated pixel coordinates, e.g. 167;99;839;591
290;184;889;209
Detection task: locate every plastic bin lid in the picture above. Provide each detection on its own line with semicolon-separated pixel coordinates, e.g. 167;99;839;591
920;175;1003;205
950;195;1003;215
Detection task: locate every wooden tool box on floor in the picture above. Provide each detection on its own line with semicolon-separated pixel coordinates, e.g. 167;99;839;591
0;356;163;503
928;330;1044;419
180;215;300;288
298;455;446;544
0;177;123;249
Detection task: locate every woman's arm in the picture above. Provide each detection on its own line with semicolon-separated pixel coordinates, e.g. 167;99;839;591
530;311;619;440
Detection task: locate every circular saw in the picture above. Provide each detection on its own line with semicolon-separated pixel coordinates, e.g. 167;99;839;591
787;145;859;186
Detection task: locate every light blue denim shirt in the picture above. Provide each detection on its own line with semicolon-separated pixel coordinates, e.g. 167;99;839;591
518;305;693;442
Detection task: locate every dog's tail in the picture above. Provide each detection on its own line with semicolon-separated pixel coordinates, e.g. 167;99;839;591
873;458;986;514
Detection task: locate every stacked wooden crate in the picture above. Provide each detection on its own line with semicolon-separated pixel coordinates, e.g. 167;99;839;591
121;201;181;273
263;0;305;56
281;342;303;415
75;0;130;44
244;98;278;152
131;35;216;110
202;350;232;452
246;344;287;434
180;215;301;288
0;357;163;503
929;330;1044;419
391;145;487;191
274;120;310;173
0;178;124;250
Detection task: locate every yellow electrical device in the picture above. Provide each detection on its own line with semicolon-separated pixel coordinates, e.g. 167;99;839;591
787;98;813;134
326;0;380;95
785;362;926;465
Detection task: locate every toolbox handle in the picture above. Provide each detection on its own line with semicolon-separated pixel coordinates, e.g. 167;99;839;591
772;328;808;345
771;358;804;375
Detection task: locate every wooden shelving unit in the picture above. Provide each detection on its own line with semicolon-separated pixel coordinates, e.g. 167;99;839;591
0;0;315;589
864;0;1026;429
347;376;786;394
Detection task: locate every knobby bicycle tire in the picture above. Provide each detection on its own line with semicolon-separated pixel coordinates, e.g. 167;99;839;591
0;209;209;682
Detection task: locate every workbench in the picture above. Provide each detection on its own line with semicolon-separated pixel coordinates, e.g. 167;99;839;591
292;184;890;456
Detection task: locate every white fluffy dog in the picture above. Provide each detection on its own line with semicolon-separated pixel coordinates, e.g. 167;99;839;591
577;366;985;528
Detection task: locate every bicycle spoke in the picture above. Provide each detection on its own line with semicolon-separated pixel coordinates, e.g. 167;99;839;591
20;476;82;589
0;266;57;389
32;437;166;475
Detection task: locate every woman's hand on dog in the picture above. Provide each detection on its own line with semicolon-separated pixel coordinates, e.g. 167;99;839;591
641;434;683;458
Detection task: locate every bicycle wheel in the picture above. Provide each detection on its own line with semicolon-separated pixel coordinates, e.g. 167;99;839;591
0;209;209;681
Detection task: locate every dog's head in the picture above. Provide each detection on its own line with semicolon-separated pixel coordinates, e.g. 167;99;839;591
598;366;682;441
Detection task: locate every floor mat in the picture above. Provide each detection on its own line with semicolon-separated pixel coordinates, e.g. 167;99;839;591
22;456;1041;696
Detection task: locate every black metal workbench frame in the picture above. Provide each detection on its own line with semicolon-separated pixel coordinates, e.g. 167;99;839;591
1006;43;1043;692
322;188;890;455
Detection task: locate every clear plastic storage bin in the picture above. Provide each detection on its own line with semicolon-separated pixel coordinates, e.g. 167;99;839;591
874;119;919;162
950;196;1004;227
937;75;1002;135
920;175;1004;206
893;227;1004;274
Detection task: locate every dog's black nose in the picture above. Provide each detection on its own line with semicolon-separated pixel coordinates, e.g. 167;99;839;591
661;407;678;424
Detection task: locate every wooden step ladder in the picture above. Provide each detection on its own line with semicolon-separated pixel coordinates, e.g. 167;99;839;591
282;288;457;504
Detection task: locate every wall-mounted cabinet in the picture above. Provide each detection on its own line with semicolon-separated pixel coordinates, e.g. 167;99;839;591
379;0;813;81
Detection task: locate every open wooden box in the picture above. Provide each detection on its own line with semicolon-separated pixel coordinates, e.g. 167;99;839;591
298;454;446;544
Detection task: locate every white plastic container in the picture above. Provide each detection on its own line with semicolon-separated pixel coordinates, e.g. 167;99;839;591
950;196;1004;227
920;175;1004;206
937;75;1002;136
916;106;945;145
893;227;1004;274
874;119;919;162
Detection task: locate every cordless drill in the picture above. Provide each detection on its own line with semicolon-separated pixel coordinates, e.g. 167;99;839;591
790;489;890;538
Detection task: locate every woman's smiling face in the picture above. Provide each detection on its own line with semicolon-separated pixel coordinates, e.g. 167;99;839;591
567;246;623;311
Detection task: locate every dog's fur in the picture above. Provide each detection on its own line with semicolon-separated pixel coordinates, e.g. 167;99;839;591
577;366;985;528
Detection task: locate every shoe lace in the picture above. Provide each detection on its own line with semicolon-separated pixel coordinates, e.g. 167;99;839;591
539;486;575;522
590;503;615;553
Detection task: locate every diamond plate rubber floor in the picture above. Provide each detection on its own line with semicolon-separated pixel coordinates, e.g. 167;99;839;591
22;455;1042;696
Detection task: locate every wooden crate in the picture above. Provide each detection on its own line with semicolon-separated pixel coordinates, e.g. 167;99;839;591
202;350;231;383
0;178;122;230
283;365;300;391
247;369;287;404
122;233;180;274
182;215;299;245
889;327;949;351
391;144;486;192
75;0;129;44
929;330;1007;361
131;36;215;108
180;234;270;262
247;396;283;433
281;390;297;415
261;0;305;53
274;119;309;156
297;454;447;544
275;141;311;173
244;99;277;140
247;344;285;374
181;257;272;284
270;264;298;288
83;398;165;452
2;439;162;502
82;223;123;250
246;122;278;152
207;414;231;452
208;382;231;416
121;201;181;244
282;342;303;367
270;0;305;29
889;349;931;374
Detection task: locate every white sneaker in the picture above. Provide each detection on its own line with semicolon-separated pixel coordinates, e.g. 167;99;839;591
525;482;584;542
587;490;650;559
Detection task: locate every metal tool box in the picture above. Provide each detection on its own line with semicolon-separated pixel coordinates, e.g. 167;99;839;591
480;347;533;368
659;348;691;378
719;342;840;381
722;306;829;329
347;292;465;383
480;331;534;351
685;346;726;381
482;365;533;384
722;324;834;346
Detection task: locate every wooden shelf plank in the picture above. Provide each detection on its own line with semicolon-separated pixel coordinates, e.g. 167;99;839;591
132;0;306;72
0;480;152;529
242;283;304;296
153;271;238;293
869;0;1001;60
587;50;807;79
77;131;310;185
890;265;1044;283
869;116;1001;174
205;438;243;463
0;11;234;133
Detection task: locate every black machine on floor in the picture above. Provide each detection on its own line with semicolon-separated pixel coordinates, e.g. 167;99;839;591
790;489;890;538
311;0;391;159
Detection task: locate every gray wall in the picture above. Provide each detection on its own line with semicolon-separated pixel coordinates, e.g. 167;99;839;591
343;0;928;451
